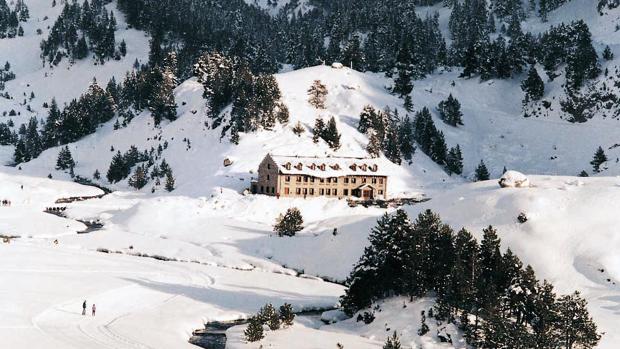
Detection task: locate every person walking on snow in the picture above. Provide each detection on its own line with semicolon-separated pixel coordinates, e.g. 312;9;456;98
82;300;87;315
92;304;96;316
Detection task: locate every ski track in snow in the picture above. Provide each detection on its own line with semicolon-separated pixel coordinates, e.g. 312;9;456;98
28;257;215;349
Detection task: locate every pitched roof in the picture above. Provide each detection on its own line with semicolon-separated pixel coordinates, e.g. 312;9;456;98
268;154;387;178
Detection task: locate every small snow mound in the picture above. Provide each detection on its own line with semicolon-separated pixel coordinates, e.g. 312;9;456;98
498;171;530;188
331;62;344;69
320;309;348;324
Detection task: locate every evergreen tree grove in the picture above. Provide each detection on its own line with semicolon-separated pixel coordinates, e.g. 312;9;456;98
340;209;601;349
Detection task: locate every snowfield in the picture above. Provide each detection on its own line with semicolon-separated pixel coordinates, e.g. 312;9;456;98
3;171;620;348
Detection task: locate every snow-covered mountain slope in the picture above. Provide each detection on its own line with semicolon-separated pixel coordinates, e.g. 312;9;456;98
13;65;454;197
0;0;148;156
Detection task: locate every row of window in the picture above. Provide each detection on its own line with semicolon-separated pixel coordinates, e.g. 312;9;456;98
284;176;384;185
259;186;275;194
281;187;385;196
284;187;346;196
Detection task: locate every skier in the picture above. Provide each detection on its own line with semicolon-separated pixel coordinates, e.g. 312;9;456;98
82;300;87;315
92;304;96;316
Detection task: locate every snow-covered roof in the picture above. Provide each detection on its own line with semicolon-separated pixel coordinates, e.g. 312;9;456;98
268;154;387;178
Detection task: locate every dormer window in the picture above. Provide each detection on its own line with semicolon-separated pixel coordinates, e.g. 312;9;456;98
296;163;303;170
370;164;378;172
309;163;316;170
331;164;340;170
285;162;291;170
349;164;357;171
319;164;326;171
360;164;367;171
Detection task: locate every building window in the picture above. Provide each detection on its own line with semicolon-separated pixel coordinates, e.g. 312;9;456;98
379;178;383;184
344;178;349;184
333;178;338;183
310;177;315;182
351;178;357;184
267;174;270;180
372;178;377;184
327;178;331;183
362;178;367;183
344;189;349;196
379;190;383;195
271;187;275;194
267;164;271;169
327;189;331;195
304;176;309;182
285;176;290;182
284;187;290;195
320;189;324;195
310;188;314;195
333;189;337;196
260;186;264;193
296;188;301;195
297;176;302;182
320;178;325;183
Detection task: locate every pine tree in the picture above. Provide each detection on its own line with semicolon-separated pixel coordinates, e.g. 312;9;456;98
590;146;608;172
438;94;464;126
93;169;101;180
312;118;325;143
323;116;341;150
340;210;412;314
393;42;414;97
244;316;264;342
341;35;364;70
149;52;178;125
398;116;415;162
13;138;27;164
477;226;504;312
475;160;490;181
531;280;560;348
417;311;430;335
521;65;545;103
257;303;281;330
366;129;382;158
358;105;377;134
128;164;148;189
307;80;328;109
279;303;295;327
602;45;614;60
274;208;304;237
292;121;305;136
165;170;175;192
565;21;600;91
384;125;401;165
107;150;129;183
55;146;75;170
430;131;448;165
446;145;464;175
556;292;600;349
383;331;401;349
